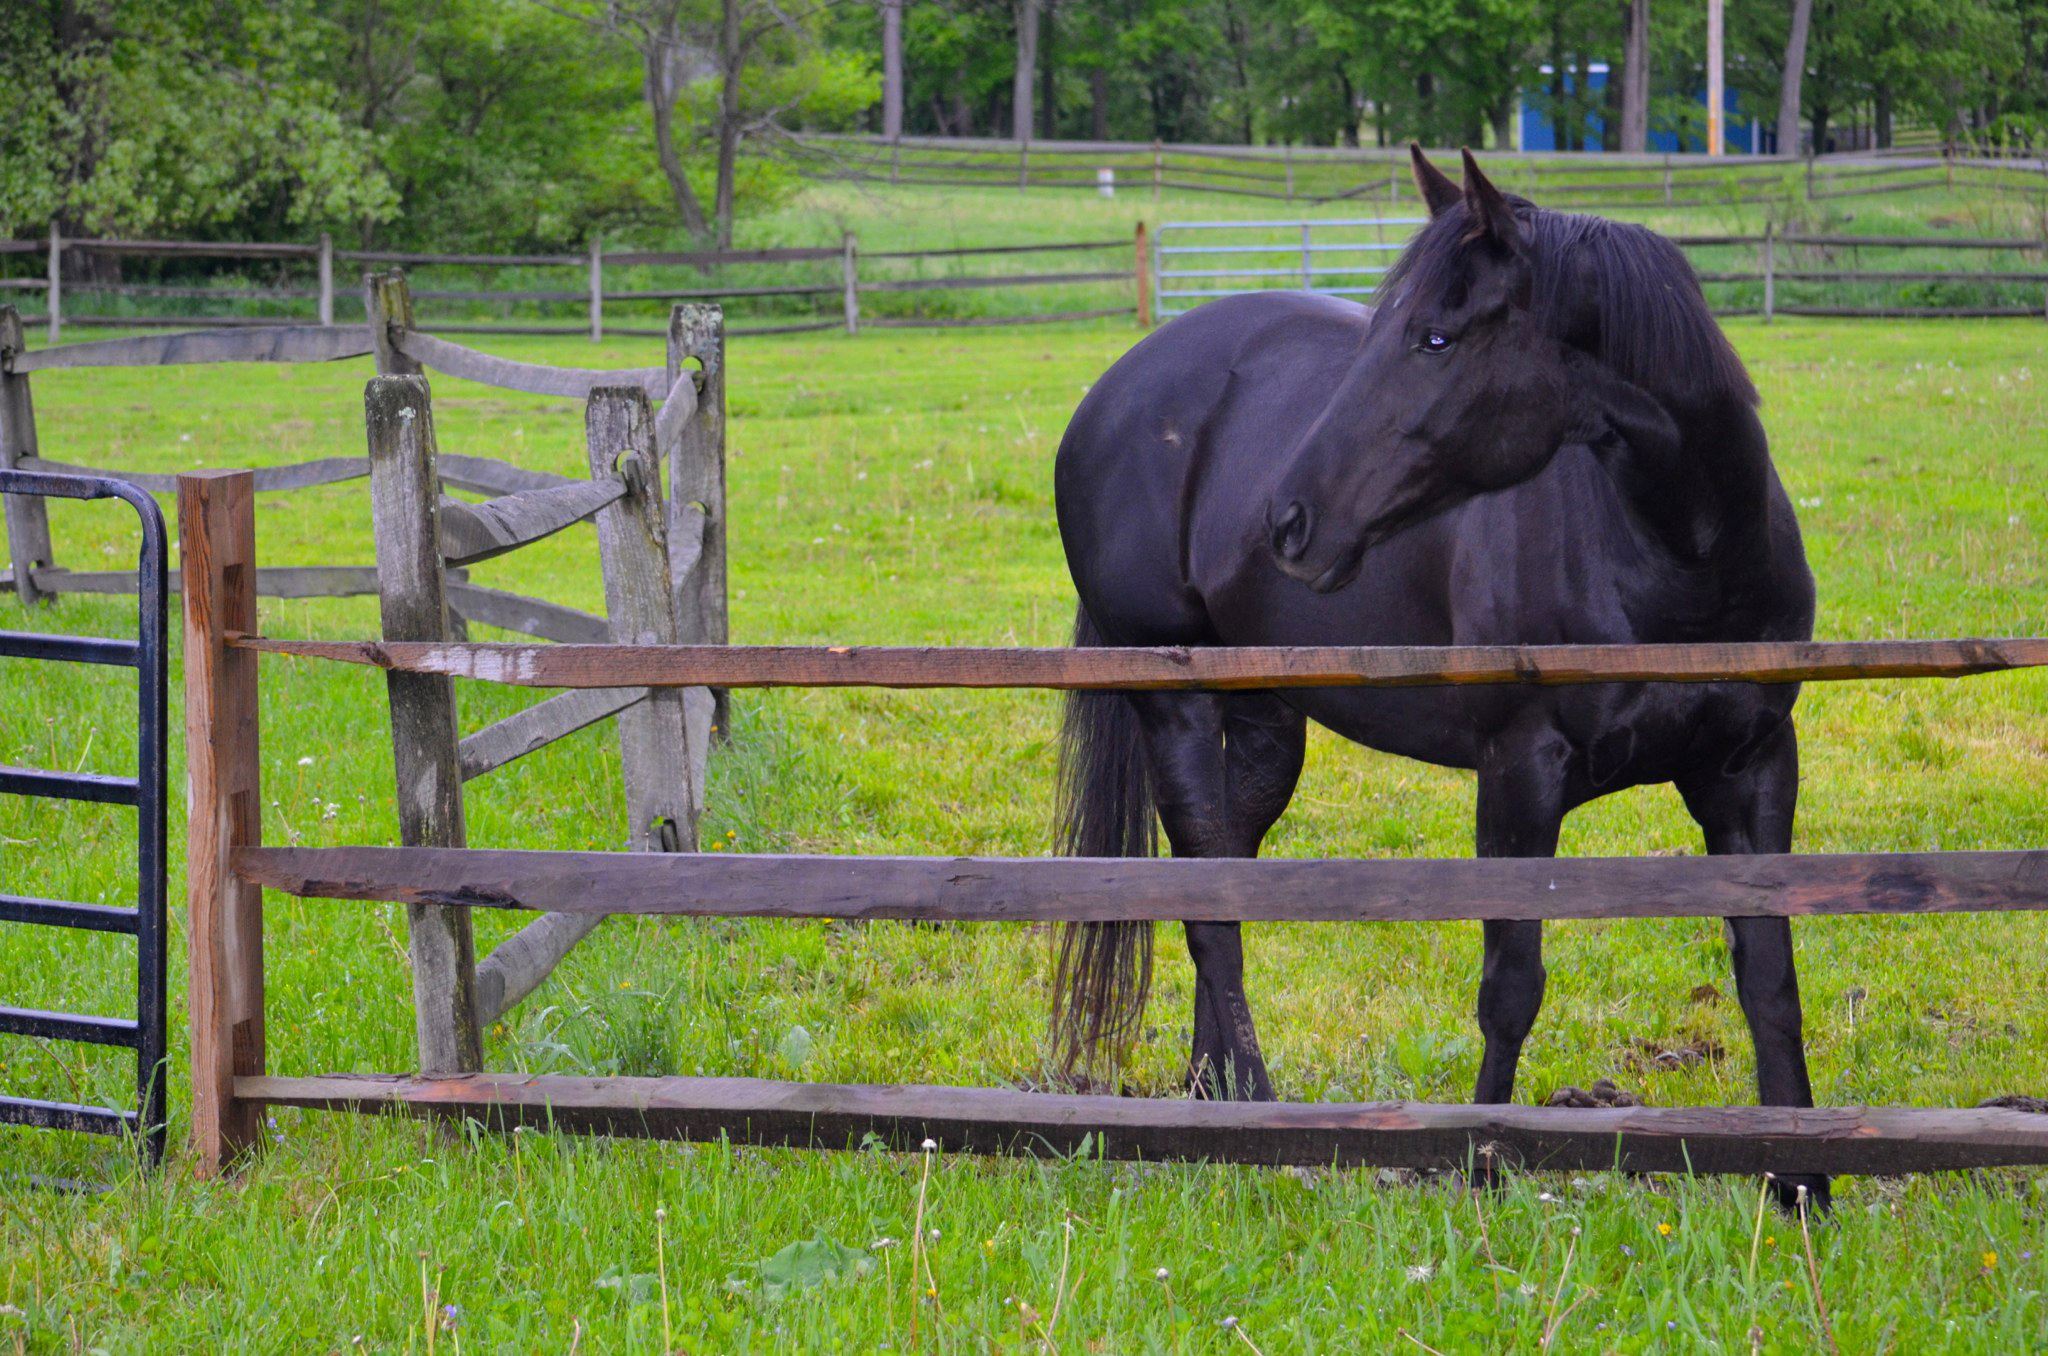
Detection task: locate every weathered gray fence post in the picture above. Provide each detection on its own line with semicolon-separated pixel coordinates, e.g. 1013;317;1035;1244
1284;146;1296;202
666;303;728;748
588;236;604;343
45;223;61;346
317;234;335;326
840;232;860;335
0;308;55;605
588;386;699;850
365;374;482;1075
364;271;422;376
1152;141;1163;202
1762;221;1776;324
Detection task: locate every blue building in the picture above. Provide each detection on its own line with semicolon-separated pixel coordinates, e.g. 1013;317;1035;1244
1520;63;1771;154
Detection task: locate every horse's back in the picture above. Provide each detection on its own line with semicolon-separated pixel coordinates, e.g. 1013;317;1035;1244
1056;293;1372;643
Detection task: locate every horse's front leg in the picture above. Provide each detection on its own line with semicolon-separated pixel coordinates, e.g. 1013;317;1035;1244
1132;692;1304;1101
1471;726;1571;1104
1678;717;1828;1213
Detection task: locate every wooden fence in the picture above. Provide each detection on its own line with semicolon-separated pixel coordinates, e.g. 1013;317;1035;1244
0;228;1145;340
178;471;2048;1179
4;287;730;1069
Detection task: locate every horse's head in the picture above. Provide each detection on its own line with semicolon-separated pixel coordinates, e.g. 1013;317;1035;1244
1266;147;1583;593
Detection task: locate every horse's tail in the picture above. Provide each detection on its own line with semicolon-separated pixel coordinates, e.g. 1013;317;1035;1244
1049;604;1157;1080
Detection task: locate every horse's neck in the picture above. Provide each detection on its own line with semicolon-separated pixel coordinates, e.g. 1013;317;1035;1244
1597;394;1798;634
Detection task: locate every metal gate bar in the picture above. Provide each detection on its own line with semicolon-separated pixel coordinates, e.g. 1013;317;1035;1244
0;466;168;1168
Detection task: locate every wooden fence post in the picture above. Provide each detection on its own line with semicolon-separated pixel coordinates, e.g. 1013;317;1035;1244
180;469;265;1174
365;374;481;1075
1134;223;1152;328
666;303;728;749
1762;221;1776;323
1284;146;1296;202
588;387;699;851
317;233;334;326
841;231;860;335
1;308;55;606
45;222;61;346
1152;140;1163;201
364;271;422;376
588;236;604;343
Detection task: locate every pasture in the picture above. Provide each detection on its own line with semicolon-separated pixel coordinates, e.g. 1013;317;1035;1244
2;304;2045;1348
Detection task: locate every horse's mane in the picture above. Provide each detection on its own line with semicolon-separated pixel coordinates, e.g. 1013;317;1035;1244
1381;202;1758;410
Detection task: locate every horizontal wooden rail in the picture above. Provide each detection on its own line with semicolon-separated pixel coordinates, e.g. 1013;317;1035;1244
440;582;609;645
220;637;2048;691
457;687;648;782
858;270;1130;294
437;473;627;567
65;237;318;259
233;844;2048;924
603;247;842;267
235;1073;2048;1174
865;308;1133;329
4;325;371;373
393;330;667;400
19;455;370;495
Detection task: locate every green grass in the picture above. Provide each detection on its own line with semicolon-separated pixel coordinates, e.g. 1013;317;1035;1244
1;311;2046;1351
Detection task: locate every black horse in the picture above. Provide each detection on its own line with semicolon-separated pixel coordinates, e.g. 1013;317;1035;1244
1051;148;1823;1207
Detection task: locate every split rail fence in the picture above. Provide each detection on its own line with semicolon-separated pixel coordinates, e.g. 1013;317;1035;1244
180;473;2048;1178
3;285;730;1072
0;229;1144;340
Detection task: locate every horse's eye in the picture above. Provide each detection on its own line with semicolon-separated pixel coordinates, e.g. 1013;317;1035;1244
1419;329;1454;354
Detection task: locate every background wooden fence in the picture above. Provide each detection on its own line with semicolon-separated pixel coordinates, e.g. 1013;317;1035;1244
0;230;1143;341
178;467;2048;1177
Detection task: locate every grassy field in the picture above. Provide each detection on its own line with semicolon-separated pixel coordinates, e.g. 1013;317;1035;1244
1;295;2046;1350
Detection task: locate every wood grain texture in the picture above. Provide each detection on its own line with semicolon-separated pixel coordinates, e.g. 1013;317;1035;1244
435;454;575;497
457;686;648;783
585;388;697;849
234;1072;2048;1175
364;374;480;1074
0;309;54;605
232;844;2048;924
437;474;624;567
178;471;265;1174
394;330;665;400
665;305;726;741
5;324;372;373
221;637;2048;691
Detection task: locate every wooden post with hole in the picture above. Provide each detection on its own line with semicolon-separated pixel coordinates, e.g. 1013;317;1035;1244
589;386;698;851
1;307;55;605
666;303;728;747
181;469;265;1174
1134;223;1152;328
365;374;482;1074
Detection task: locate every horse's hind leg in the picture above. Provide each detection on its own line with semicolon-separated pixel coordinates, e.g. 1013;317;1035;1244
1678;718;1828;1213
1132;690;1305;1101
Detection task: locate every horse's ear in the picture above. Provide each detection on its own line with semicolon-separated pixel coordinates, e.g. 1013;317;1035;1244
1459;148;1519;248
1409;143;1460;218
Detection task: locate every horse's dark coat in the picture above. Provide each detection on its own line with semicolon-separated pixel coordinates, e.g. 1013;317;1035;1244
1050;149;1826;1206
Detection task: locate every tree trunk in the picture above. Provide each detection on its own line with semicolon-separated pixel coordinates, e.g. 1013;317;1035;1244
1778;0;1813;157
881;0;903;139
1039;0;1057;138
1549;9;1568;151
1090;67;1108;139
1013;0;1039;142
1874;82;1892;149
713;0;744;248
1620;0;1649;153
1491;92;1514;151
1337;67;1360;147
645;39;709;236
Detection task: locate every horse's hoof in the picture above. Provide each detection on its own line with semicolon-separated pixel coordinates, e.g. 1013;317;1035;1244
1770;1173;1832;1216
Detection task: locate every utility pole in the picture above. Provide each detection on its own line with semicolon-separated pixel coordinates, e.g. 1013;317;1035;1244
1706;0;1725;156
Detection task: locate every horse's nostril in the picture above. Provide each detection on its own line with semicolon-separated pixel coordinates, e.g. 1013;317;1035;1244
1270;501;1313;561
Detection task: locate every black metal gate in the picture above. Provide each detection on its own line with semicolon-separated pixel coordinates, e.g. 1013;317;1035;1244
0;467;168;1167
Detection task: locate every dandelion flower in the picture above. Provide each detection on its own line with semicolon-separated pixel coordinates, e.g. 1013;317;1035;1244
1984;1251;1999;1270
1657;1221;1674;1237
921;1137;937;1152
1406;1263;1434;1283
1154;1267;1170;1282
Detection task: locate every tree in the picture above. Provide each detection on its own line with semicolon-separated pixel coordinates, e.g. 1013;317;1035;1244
1776;0;1812;155
881;0;904;136
1620;0;1650;152
1013;0;1040;139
